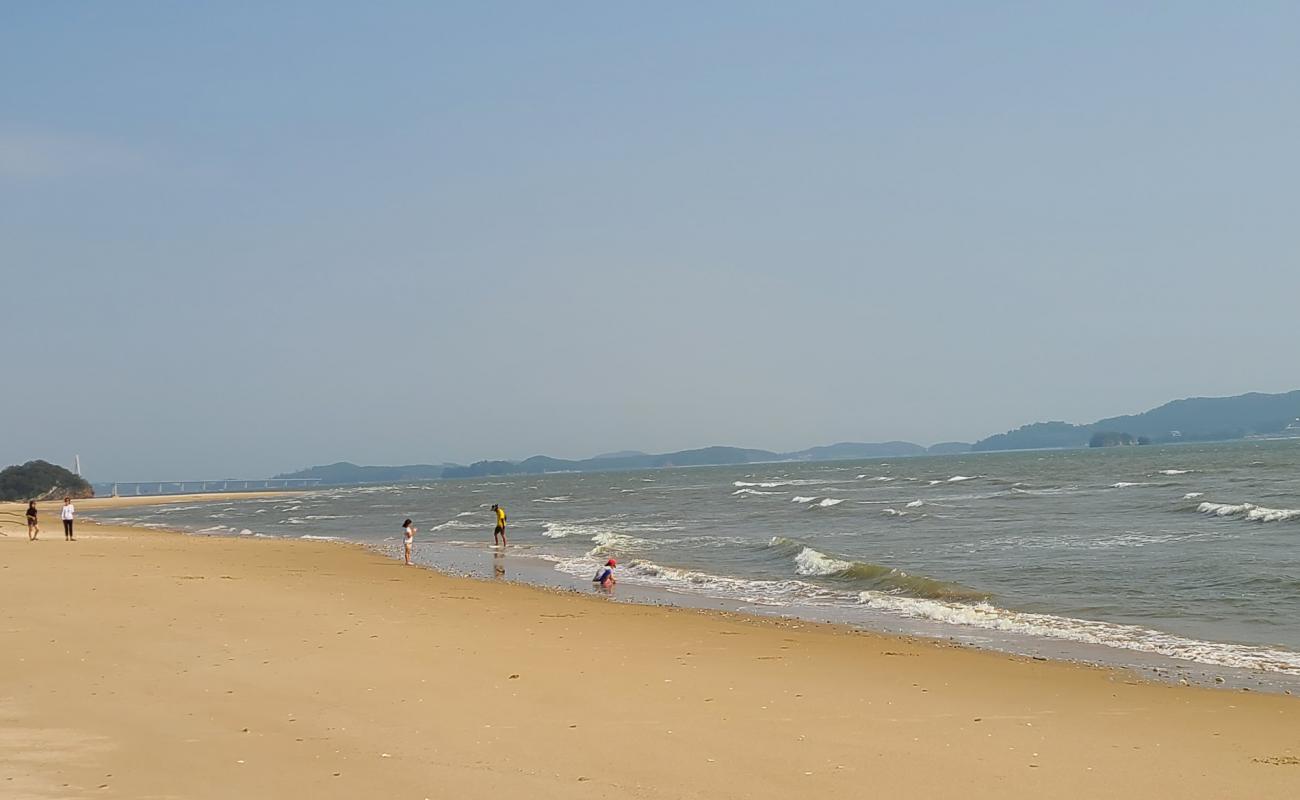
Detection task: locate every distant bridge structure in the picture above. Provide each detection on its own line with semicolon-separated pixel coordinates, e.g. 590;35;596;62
94;479;322;497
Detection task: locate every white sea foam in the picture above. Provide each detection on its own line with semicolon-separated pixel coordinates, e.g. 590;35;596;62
882;508;906;516
432;519;481;531
732;488;779;497
736;478;855;488
1159;469;1191;475
905;500;924;508
1111;482;1142;488
456;511;477;517
947;475;979;483
1183;492;1204;500
791;496;818;504
814;498;845;508
858;594;1300;675
541;521;589;538
551;556;821;607
533;496;575;503
1197;501;1300;523
793;547;855;576
300;534;344;541
587;531;651;555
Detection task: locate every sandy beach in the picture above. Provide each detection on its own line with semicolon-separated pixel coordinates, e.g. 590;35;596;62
1;499;1297;799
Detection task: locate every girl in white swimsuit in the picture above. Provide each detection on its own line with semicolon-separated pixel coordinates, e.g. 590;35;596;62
402;518;416;565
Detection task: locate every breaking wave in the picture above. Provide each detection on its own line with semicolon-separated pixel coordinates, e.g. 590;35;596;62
768;538;985;601
1197;501;1300;523
859;594;1300;675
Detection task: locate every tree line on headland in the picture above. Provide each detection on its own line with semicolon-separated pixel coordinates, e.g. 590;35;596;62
0;461;94;502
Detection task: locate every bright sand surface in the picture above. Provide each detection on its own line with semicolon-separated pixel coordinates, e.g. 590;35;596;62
2;498;1298;798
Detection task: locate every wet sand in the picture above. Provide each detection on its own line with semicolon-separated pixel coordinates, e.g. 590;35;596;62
1;506;1296;798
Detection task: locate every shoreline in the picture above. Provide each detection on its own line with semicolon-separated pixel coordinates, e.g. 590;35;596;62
2;515;1298;797
61;493;1300;694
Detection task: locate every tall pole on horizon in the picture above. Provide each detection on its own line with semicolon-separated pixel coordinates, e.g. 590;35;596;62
74;455;81;476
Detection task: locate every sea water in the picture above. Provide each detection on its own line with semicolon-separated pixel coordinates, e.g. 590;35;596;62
87;439;1300;688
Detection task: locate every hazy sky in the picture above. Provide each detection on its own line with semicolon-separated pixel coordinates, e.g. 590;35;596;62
4;3;1299;480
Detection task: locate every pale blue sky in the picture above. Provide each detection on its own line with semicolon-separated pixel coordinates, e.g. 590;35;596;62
4;2;1298;480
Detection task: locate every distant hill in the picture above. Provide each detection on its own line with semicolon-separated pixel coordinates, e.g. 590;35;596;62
288;440;942;484
0;460;94;501
785;441;926;461
272;390;1300;484
972;391;1300;452
442;446;783;478
927;441;973;455
275;462;450;483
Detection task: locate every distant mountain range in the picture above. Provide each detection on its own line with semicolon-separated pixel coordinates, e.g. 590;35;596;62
277;441;962;483
275;390;1300;485
971;390;1300;451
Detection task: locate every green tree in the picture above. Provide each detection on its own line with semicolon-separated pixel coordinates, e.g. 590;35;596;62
0;460;94;501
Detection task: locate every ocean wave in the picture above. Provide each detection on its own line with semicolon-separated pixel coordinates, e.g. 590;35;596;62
768;539;983;601
532;496;575;503
432;519;482;531
1111;482;1143;489
1158;469;1191;475
542;518;685;541
300;534;344;541
1197;501;1300;523
905;500;924;508
587;531;652;556
1183;492;1204;500
859;594;1300;675
790;496;845;508
541;520;592;538
732;488;780;497
552;556;818;606
736;478;856;488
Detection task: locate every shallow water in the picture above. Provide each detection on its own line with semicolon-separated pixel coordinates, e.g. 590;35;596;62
88;439;1300;683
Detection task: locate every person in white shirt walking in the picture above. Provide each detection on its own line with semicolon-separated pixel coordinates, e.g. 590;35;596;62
61;497;76;541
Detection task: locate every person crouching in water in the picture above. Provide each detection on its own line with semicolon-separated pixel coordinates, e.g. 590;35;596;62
593;558;617;589
402;518;416;565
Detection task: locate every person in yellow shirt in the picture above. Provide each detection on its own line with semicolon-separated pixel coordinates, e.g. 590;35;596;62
491;504;507;547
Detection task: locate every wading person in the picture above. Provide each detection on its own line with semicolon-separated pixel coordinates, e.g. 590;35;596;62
491;503;507;547
402;518;416;565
